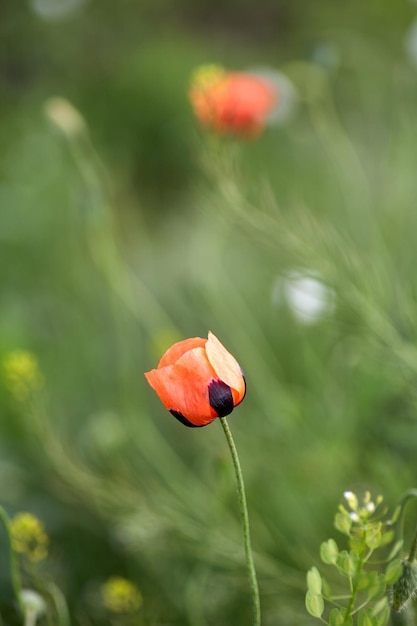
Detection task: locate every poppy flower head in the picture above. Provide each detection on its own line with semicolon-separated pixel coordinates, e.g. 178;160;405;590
145;331;246;427
189;64;280;138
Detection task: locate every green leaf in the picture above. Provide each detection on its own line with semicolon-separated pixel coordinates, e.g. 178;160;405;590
387;539;403;560
329;607;353;626
322;576;332;598
336;550;359;577
356;570;377;591
384;558;403;585
307;567;322;594
355;570;385;599
375;600;390;626
305;590;324;619
366;574;386;601
329;607;345;626
320;539;339;565
334;511;352;535
357;611;377;626
378;529;395;548
365;525;382;550
371;597;389;618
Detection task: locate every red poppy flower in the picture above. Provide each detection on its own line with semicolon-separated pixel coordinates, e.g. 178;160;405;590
189;65;279;137
145;331;246;427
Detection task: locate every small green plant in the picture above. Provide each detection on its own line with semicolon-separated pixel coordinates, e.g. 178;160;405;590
0;506;71;626
306;491;404;626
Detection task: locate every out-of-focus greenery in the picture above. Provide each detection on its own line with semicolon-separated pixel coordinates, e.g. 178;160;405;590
3;1;417;624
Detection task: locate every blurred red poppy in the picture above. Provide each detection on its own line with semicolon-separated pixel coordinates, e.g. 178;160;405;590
189;65;279;137
145;331;246;427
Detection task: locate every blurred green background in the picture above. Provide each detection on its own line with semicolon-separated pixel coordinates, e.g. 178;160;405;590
3;0;417;624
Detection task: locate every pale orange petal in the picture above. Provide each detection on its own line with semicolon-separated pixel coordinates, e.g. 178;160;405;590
205;332;246;403
158;337;206;368
176;346;217;381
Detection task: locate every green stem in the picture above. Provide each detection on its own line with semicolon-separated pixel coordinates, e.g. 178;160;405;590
344;553;365;623
219;417;261;626
395;489;417;560
47;582;71;626
0;506;24;621
407;522;417;563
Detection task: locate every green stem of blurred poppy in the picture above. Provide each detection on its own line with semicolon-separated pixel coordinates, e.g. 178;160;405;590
0;506;24;620
219;417;261;626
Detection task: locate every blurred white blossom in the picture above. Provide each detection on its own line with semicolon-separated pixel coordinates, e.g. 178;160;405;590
30;0;90;21
249;68;298;125
20;590;46;626
272;271;335;324
344;491;358;511
311;42;341;73
405;18;417;67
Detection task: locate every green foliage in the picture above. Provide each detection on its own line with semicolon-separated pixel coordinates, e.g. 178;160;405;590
329;607;352;626
321;539;339;565
385;560;404;586
306;588;325;619
307;566;323;595
306;492;403;625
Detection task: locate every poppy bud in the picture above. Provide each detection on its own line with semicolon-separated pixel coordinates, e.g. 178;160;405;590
189;65;279;137
144;331;246;427
391;560;417;611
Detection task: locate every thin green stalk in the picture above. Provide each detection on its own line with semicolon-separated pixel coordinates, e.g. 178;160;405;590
344;551;365;623
0;506;24;621
219;417;261;626
394;489;417;559
47;583;71;626
407;523;417;563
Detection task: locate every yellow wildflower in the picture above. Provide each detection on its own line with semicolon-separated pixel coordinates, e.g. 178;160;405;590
3;351;44;402
101;577;143;613
10;513;49;562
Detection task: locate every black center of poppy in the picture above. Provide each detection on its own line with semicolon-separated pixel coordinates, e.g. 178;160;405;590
208;379;234;417
169;409;202;428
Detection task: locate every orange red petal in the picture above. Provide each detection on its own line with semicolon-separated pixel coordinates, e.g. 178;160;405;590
145;332;246;427
189;69;278;137
145;364;216;426
158;337;206;368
